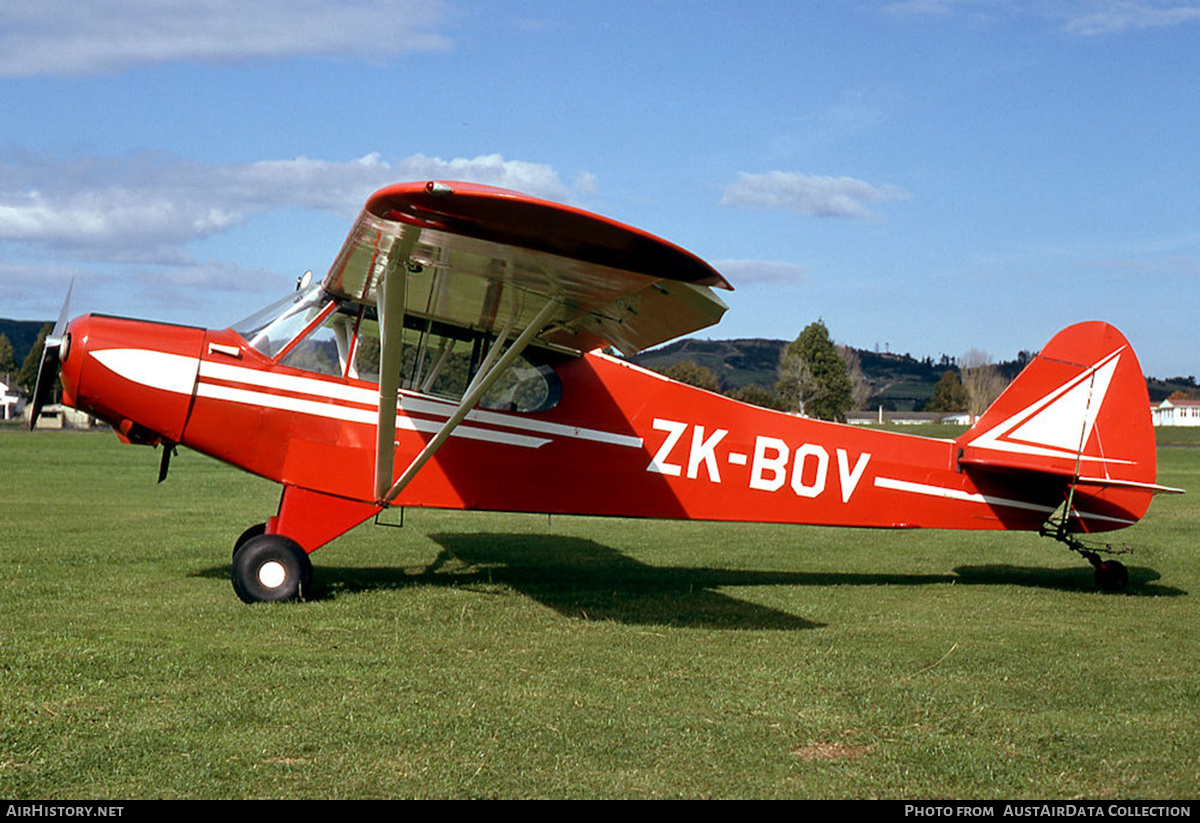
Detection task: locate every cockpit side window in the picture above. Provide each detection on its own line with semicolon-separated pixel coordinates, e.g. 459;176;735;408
245;289;562;413
387;318;562;413
280;304;359;378
479;359;561;413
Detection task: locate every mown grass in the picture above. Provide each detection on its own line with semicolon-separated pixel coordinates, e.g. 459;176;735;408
1;430;1197;799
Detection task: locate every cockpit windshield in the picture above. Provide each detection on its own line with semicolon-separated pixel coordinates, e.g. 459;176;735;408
232;282;333;359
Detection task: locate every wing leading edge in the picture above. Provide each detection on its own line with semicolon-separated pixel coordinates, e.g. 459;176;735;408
323;180;731;357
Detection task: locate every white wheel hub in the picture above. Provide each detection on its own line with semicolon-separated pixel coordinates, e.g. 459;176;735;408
257;560;288;589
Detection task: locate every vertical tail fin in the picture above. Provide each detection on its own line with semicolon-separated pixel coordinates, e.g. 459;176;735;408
957;322;1163;532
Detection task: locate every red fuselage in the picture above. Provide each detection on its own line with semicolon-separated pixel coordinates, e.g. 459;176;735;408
59;312;1155;557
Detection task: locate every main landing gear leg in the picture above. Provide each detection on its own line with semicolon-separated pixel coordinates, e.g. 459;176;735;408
229;485;382;604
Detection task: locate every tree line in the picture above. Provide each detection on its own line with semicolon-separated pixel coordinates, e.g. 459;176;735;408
655;320;1011;423
1;325;56;399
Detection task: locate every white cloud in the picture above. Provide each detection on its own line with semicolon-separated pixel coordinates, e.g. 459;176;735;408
392;154;575;201
212;153;400;216
0;150;596;323
0;0;454;76
883;0;1200;35
712;259;810;285
0;258;294;328
1064;1;1200;35
0;186;218;263
0;151;587;263
721;171;910;219
884;0;973;16
220;152;577;215
0;261;85;319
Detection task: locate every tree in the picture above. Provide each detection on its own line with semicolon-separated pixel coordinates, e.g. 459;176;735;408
775;320;853;422
960;348;1008;423
837;345;872;411
925;370;969;412
659;360;720;392
727;383;780;409
0;333;16;378
17;324;53;398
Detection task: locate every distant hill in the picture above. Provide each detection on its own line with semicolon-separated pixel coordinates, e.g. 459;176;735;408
1147;375;1199;403
625;338;784;393
630;338;1031;412
630;336;1196;409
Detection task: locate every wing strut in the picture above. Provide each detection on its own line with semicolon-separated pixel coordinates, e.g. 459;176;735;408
378;297;559;506
374;230;417;500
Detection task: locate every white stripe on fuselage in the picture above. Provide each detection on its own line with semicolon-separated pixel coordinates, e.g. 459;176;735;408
194;381;549;447
873;476;1136;525
92;349;200;396
197;358;642;448
90;348;641;451
873;476;1057;515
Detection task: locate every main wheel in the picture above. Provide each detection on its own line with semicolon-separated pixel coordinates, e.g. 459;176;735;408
233;522;267;558
1094;559;1129;592
232;534;313;604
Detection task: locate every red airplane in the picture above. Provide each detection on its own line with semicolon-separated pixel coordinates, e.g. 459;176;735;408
30;180;1181;602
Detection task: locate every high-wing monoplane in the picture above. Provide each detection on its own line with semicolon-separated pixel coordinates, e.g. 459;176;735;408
32;181;1181;601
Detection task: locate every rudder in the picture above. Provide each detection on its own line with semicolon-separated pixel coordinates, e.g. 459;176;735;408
957;322;1160;533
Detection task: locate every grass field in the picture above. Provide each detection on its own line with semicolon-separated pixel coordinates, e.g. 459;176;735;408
2;428;1197;799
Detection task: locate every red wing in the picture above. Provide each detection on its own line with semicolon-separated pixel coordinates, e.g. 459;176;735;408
323;180;730;356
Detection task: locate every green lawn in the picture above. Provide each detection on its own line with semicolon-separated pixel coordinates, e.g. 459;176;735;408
1;430;1197;799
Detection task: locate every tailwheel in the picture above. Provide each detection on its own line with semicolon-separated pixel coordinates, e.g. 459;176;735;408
1041;515;1132;593
232;534;313;604
1088;554;1129;593
1040;479;1140;592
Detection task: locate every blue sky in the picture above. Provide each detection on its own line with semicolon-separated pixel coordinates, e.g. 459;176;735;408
1;1;1197;378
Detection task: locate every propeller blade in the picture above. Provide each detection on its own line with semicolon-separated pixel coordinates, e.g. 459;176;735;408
29;280;74;430
28;345;61;430
51;279;74;340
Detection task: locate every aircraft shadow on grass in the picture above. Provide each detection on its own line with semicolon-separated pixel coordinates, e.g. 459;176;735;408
197;532;1183;625
951;562;1182;595
330;533;825;630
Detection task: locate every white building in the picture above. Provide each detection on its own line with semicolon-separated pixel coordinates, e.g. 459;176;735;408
24;403;97;429
1152;397;1200;427
1;377;24;421
845;409;971;426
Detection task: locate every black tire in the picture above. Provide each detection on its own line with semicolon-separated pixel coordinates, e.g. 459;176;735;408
1094;559;1129;592
233;522;267;558
232;534;313;604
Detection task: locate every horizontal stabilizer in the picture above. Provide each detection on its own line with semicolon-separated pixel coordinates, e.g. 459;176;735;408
1074;476;1183;495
